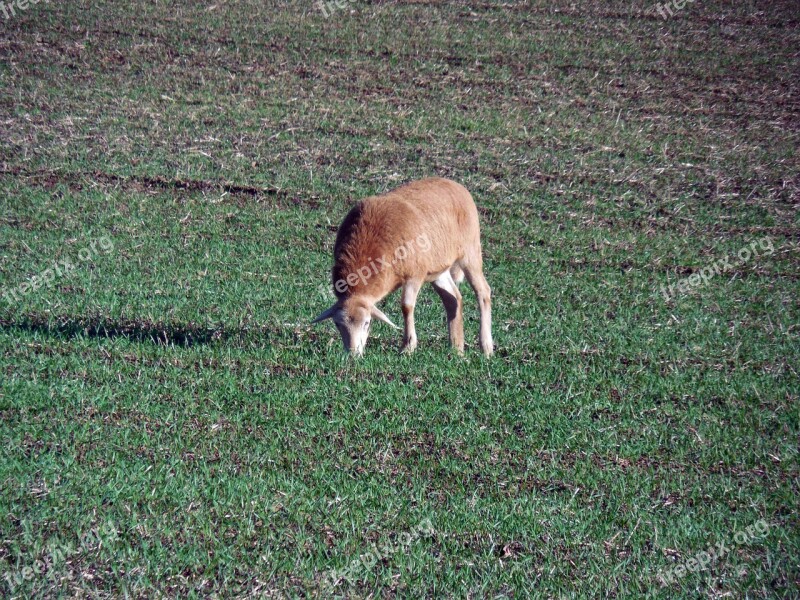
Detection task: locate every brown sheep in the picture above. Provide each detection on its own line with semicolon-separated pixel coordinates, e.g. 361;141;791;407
313;177;493;356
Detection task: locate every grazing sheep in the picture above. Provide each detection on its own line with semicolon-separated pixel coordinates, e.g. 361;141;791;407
312;177;493;357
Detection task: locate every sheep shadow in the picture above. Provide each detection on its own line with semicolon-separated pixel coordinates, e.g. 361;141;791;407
0;312;237;347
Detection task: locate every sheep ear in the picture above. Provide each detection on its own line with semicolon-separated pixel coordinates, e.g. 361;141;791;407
371;306;400;329
312;304;338;324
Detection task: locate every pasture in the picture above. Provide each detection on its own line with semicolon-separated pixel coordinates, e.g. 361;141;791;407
0;0;798;597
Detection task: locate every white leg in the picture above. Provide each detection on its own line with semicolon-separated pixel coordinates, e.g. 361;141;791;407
431;270;464;354
400;279;422;353
462;263;493;356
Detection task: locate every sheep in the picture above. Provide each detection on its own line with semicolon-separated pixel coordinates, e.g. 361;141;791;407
312;177;493;357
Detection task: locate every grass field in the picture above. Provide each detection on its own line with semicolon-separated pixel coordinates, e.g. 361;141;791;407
1;0;798;597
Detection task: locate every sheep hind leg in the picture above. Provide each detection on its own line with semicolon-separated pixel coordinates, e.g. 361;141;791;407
431;270;464;355
461;256;493;357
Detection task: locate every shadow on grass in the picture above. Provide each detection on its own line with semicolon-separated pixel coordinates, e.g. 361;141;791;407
0;166;325;209
0;311;265;347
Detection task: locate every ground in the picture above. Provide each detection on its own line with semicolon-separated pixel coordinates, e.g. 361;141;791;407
0;0;798;598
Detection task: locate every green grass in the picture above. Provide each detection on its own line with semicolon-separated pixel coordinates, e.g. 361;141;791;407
1;0;798;597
